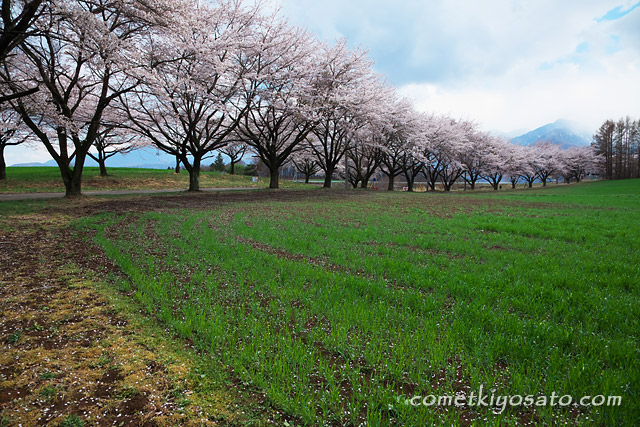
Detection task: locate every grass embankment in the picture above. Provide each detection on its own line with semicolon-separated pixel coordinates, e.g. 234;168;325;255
0;167;269;193
69;179;639;426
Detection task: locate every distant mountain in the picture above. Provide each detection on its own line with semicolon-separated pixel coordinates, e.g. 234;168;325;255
11;161;53;167
491;128;530;139
12;159;60;167
510;119;593;149
12;147;175;169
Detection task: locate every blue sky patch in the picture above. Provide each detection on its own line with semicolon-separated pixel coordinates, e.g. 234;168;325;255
606;35;622;54
575;42;590;54
597;2;640;21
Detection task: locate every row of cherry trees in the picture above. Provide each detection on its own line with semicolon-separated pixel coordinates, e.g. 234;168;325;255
0;0;602;194
290;114;601;191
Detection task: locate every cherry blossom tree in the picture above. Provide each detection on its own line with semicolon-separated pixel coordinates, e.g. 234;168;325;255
398;111;429;192
479;136;510;190
234;14;318;189
518;145;541;188
502;143;526;189
420;114;457;191
88;118;144;176
380;139;406;191
119;0;257;191
220;141;247;175
533;141;564;186
400;149;424;192
421;117;471;192
378;97;419;191
459;129;492;190
307;40;385;188
290;149;320;184
421;149;441;191
3;0;174;196
562;145;602;183
342;85;397;189
346;129;383;189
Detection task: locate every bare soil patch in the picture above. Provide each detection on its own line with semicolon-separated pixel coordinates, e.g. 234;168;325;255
0;202;292;426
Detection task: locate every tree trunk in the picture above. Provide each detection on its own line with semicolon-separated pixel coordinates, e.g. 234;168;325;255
323;170;333;188
65;176;82;196
489;176;501;190
511;182;516;189
304;174;310;184
426;171;437;191
528;181;532;188
404;171;415;192
360;179;369;189
63;176;82;196
387;175;394;191
0;145;6;180
175;155;181;174
542;178;547;187
62;151;86;197
230;161;235;175
98;157;108;177
269;167;279;189
407;177;414;192
188;159;201;191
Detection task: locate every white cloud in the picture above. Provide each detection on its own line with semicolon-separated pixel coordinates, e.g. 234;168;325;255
399;9;640;132
400;58;640;134
279;0;640;132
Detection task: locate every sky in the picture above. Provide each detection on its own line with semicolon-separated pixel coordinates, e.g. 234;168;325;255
6;0;640;165
278;0;640;135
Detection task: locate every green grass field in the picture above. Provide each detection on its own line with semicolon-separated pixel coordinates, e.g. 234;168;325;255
75;180;639;426
0;167;263;193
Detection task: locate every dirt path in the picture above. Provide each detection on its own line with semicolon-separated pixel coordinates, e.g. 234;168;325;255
0;209;282;426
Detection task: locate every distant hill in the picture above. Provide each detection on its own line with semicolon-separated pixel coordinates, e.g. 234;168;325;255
510;119;593;149
12;147;176;169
